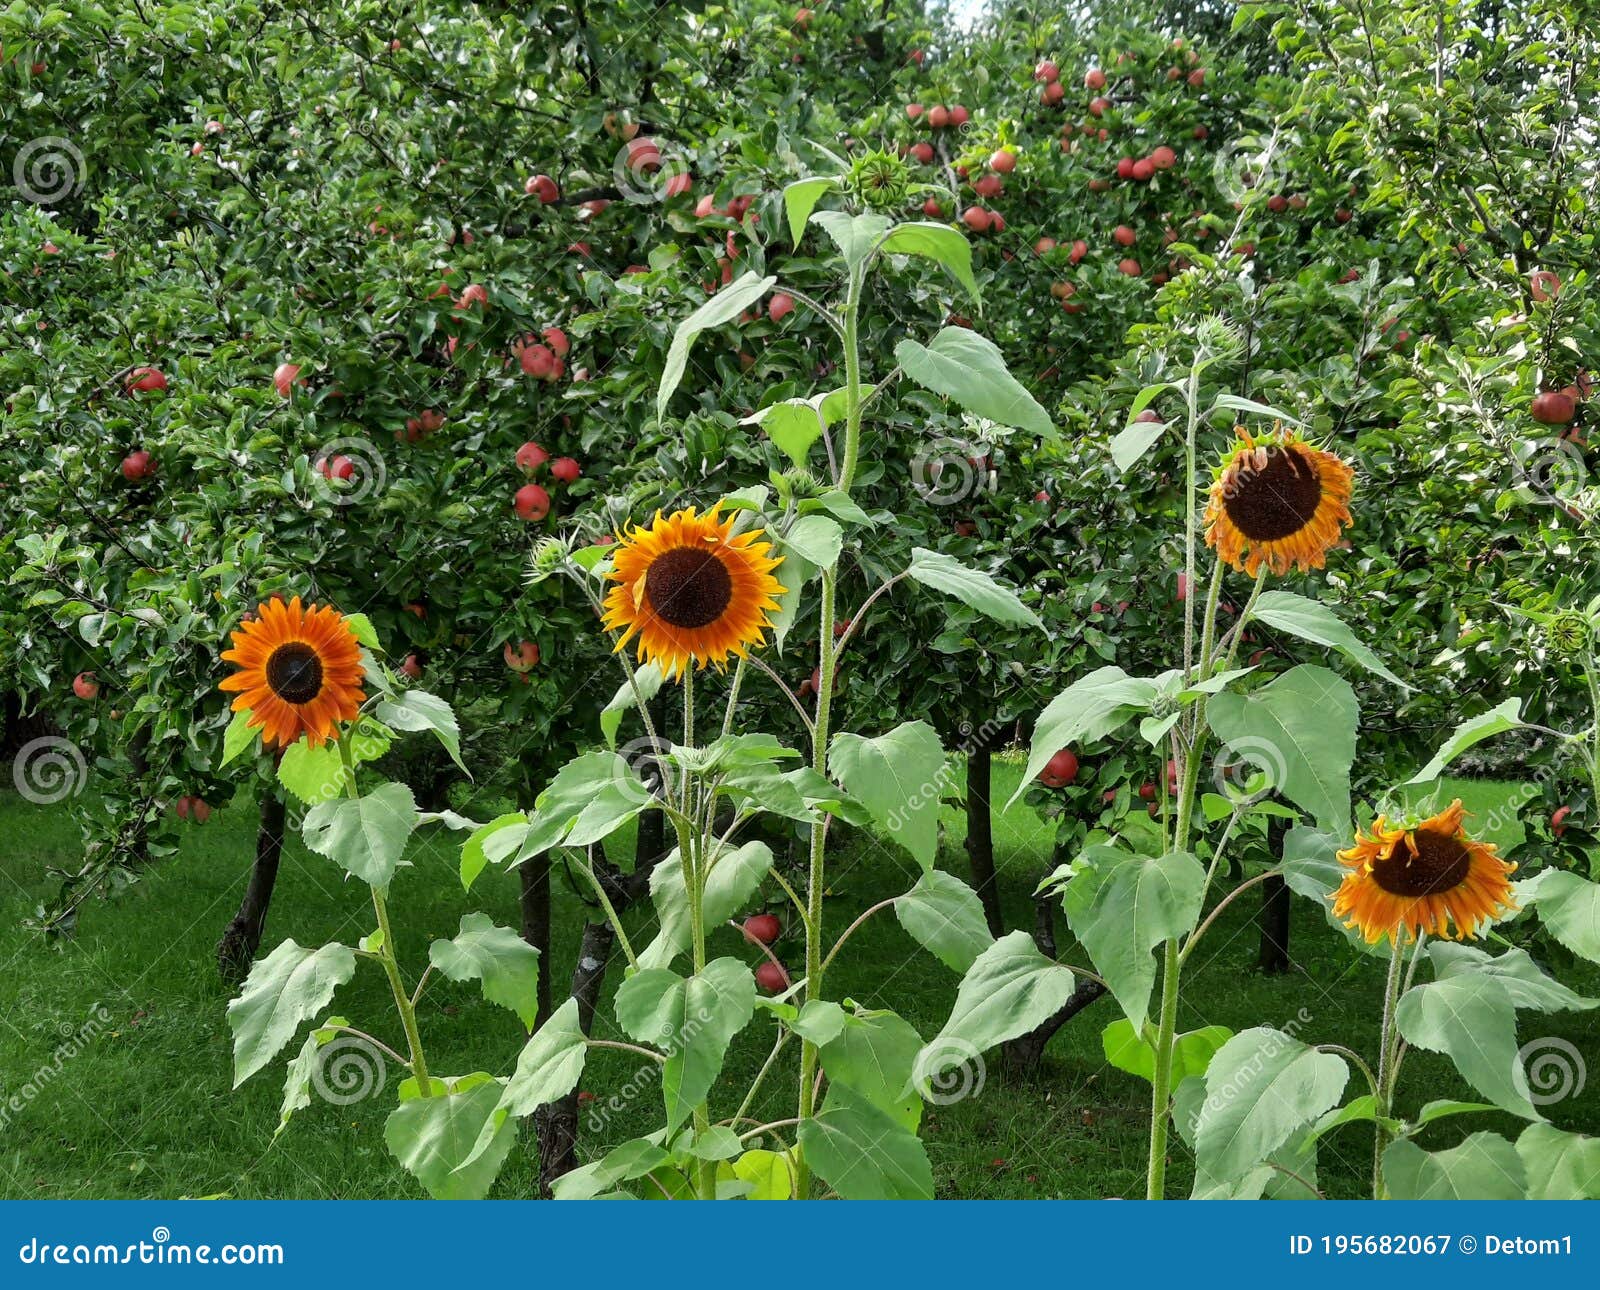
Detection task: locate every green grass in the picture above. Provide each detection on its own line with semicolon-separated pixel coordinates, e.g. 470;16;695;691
2;761;1596;1199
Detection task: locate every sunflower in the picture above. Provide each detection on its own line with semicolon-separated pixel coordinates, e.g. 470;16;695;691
601;506;786;680
1204;428;1354;577
1332;800;1518;944
220;596;367;748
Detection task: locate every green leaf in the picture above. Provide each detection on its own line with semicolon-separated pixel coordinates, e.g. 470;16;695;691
789;1000;848;1047
658;271;777;419
1207;664;1357;834
385;1073;516;1200
220;708;260;768
781;514;843;568
782;176;835;247
919;931;1080;1079
1059;846;1206;1031
428;912;541;1028
828;721;947;871
1102;1019;1231;1086
1193;1027;1349;1182
551;1137;679;1200
893;328;1054;438
820;1007;924;1131
1428;942;1597;1013
741;387;870;467
228;940;357;1086
637;839;775;971
276;739;351;805
459;813;527;892
1515;868;1600;964
1395;974;1540;1119
600;661;663;748
517;751;651;858
613;958;756;1131
879;221;981;302
374;690;465;772
1406;698;1523;784
727;1148;793;1199
301;781;420;890
895;869;995;973
1010;668;1163;807
797;1082;934;1199
494;997;589;1122
906;548;1041;628
811;210;890;268
1249;591;1409;689
1110;418;1168;473
1382;1133;1525;1200
1516;1124;1600;1199
1211;392;1303;425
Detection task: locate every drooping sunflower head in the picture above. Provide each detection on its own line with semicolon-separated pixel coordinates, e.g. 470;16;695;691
1332;799;1518;945
845;149;912;212
220;596;367;749
600;506;786;680
1203;427;1354;577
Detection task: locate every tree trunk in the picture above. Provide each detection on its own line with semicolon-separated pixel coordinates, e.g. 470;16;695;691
1256;875;1291;974
1256;816;1291;973
519;850;555;1031
216;791;287;985
535;918;616;1193
964;740;1004;937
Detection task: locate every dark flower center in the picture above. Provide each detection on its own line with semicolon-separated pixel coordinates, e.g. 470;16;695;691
1371;828;1472;898
266;642;325;705
1222;446;1324;542
645;546;734;630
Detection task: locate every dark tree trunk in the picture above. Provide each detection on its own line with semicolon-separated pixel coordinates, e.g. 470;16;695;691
519;850;554;1031
1256;817;1292;973
1256;875;1291;974
1002;840;1106;1071
964;740;1004;937
535;918;616;1194
216;791;287;985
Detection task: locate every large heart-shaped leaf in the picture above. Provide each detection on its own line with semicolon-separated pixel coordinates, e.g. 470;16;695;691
300;781;420;889
1405;698;1523;784
879;221;980;302
907;548;1041;628
385;1073;516;1200
829;721;947;871
1517;1124;1600;1199
1382;1133;1525;1199
1396;974;1541;1119
895;869;995;973
1515;868;1600;964
657;271;777;418
638;840;775;970
1010;667;1163;806
1250;590;1409;689
797;1082;933;1199
893;327;1054;437
228;939;357;1086
428;912;541;1028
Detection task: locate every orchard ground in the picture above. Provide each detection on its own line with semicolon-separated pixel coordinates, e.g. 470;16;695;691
3;760;1595;1201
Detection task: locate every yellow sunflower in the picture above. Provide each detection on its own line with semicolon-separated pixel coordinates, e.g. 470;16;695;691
220;596;367;748
1332;800;1518;944
601;506;786;680
1204;428;1354;576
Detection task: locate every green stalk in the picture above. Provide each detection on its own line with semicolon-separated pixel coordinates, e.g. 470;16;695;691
1371;934;1407;1198
795;264;866;1197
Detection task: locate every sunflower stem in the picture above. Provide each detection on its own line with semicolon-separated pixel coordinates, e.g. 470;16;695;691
1372;933;1408;1197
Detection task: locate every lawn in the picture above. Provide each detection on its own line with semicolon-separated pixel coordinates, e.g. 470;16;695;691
2;760;1595;1200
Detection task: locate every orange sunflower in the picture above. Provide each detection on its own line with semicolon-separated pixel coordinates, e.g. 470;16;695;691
219;596;367;748
1332;800;1518;944
1204;428;1354;576
601;506;785;680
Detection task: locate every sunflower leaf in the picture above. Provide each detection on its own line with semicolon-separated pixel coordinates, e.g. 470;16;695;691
1405;698;1524;784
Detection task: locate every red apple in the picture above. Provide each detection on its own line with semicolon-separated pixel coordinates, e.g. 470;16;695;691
542;326;570;358
399;653;423;681
273;362;302;398
1084;67;1106;90
316;454;354;481
1118;257;1141;277
1089;96;1109;116
1150;145;1177;170
550;456;581;483
514;483;551;521
754;960;790;993
768;292;795;323
1116;156;1136;180
664;172;692;199
1041;81;1065;106
908;141;935;165
949;105;970;127
1532;391;1577;425
125;366;167;394
962;206;991;232
1132;158;1154;182
1035;60;1060;83
1552;805;1572;838
526;174;559;203
743;913;781;944
906;103;924;120
72;671;99;701
989;149;1016;174
517;339;556;379
927;104;950;128
1113;224;1136;247
120;449;153;480
974;173;1003;198
1038;748;1079;788
515;444;548;476
1068;239;1088;264
503;640;540;673
1530;270;1561;302
922;197;942;218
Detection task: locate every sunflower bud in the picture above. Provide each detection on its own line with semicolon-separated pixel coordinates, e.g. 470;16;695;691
845;150;912;212
526;536;573;584
1544;610;1593;659
776;466;825;500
